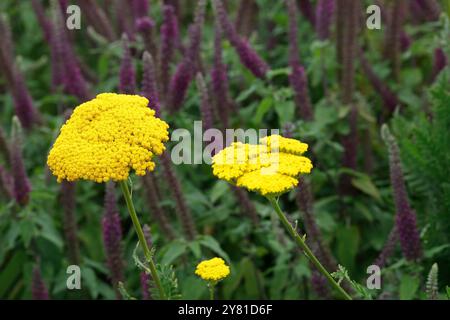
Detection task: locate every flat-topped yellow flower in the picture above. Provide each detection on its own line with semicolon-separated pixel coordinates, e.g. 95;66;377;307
195;257;230;282
212;135;312;196
47;93;169;183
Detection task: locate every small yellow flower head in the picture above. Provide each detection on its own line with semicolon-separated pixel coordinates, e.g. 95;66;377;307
47;93;169;183
195;257;230;282
212;135;312;196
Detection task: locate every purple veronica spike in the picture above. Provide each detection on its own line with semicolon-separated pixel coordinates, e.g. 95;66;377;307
297;0;316;26
61;181;80;265
136;18;158;66
78;0;115;41
102;182;125;297
211;25;230;128
160;5;179;97
10;117;31;206
382;125;422;261
287;0;300;65
315;0;334;40
415;0;440;21
142;174;176;240
141;51;161;116
119;34;136;94
196;73;214;131
359;51;399;113
136;17;154;33
384;0;407;80
311;272;330;299
32;265;50;300
31;0;53;43
212;0;269;79
431;48;448;82
11;74;40;130
161;152;197;240
168;61;192;112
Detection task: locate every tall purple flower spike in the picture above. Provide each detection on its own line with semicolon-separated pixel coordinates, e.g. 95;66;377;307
168;0;206;111
10;117;31;206
132;0;150;18
119;34;136;94
102;182;125;297
141;51;161;116
61;181;80;265
32;265;50;300
315;0;334;40
297;0;316;26
431;48;448;82
212;0;269;79
211;24;230;128
287;0;313;120
136;17;158;62
374;227;398;268
381;125;422;261
160;5;179;98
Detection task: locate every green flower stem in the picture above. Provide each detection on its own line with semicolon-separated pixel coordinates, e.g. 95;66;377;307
267;196;352;300
119;180;166;300
208;283;215;300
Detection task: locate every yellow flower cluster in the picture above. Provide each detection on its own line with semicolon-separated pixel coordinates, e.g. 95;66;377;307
195;257;230;282
47;93;169;183
212;135;312;196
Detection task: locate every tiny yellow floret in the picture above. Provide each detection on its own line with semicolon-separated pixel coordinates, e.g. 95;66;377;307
195;257;230;282
47;93;169;182
211;135;313;196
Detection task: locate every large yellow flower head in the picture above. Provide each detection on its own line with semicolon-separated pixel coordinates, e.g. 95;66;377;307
212;135;312;196
195;257;230;282
47;93;169;183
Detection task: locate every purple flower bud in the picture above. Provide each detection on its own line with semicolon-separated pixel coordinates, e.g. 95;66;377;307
415;0;441;21
119;34;136;94
142;174;176;240
161;152;197;240
11;74;40;129
102;182;125;296
400;32;411;52
196;73;214;131
297;0;316;26
289;61;314;121
211;25;230;128
381;125;422;261
287;0;300;65
60;181;80;265
384;0;407;81
360;52;399;113
212;0;269;79
31;0;53;43
315;0;334;40
432;48;448;82
160;5;179;97
32;265;50;300
10;117;31;206
141;51;160;116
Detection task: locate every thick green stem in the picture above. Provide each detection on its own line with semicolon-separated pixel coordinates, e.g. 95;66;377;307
267;196;352;300
119;180;166;300
209;283;215;300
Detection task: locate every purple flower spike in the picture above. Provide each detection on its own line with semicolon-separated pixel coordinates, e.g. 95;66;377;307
212;0;269;79
142;51;160;116
133;0;149;18
211;25;230;128
102;182;124;297
381;125;422;261
374;227;398;268
140;224;153;300
119;34;136;94
10;117;31;206
31;0;53;43
0;165;13;199
61;181;80;265
136;17;155;33
168;61;192;112
311;272;330;299
32;265;50;300
160;5;179;97
315;0;334;40
289;61;314;121
196;73;214;131
297;0;316;26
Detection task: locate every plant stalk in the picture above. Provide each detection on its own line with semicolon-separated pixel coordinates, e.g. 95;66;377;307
267;196;352;300
119;180;166;300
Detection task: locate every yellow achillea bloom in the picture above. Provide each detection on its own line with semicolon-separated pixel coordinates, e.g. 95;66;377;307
195;257;230;282
47;93;169;183
212;135;312;196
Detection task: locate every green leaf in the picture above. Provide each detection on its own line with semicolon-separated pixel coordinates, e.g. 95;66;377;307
83;267;99;299
161;241;187;265
19;219;35;248
399;274;420;300
187;241;202;259
210;180;229;204
198;235;230;263
350;173;381;202
336;225;360;272
254;97;273;124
